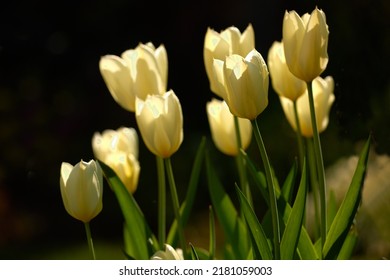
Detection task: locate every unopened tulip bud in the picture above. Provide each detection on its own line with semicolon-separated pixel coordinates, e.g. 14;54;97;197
151;244;184;260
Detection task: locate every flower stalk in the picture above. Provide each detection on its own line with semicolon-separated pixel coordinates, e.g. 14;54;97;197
84;222;96;260
156;156;166;249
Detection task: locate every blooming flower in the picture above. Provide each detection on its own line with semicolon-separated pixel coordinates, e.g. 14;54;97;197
204;24;254;99
213;49;269;120
280;76;335;137
206;98;252;156
151;244;184;260
267;41;306;101
60;160;103;223
92;127;140;193
99;42;168;112
135;90;183;158
282;7;329;82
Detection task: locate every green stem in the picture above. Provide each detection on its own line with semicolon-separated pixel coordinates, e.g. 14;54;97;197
293;100;305;170
84;222;96;260
156;156;166;249
234;116;252;207
306;81;327;257
251;119;280;260
165;157;186;254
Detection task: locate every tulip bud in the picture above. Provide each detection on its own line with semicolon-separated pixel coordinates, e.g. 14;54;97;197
151;244;184;260
60;160;103;223
135;90;183;158
206;98;252;156
267;41;306;101
92;127;140;193
213;49;269;120
282;7;329;82
204;24;254;98
280;76;335;137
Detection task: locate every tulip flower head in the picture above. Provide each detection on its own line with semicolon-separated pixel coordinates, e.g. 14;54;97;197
204;24;254;98
267;41;306;101
282;7;329;82
60;160;103;223
135;90;183;158
213;49;269;120
92;127;140;193
280;76;335;137
151;244;184;260
206;98;252;156
99;42;168;112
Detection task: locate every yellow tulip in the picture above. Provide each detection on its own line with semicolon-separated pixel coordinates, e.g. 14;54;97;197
99;42;168;112
267;41;306;101
280;76;335;137
60;160;103;223
151;244;184;260
135;90;183;158
213;49;269;120
204;24;254;99
92;127;140;193
282;7;329;82
206;98;252;156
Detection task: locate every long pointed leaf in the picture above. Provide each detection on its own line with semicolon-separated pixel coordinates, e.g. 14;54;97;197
323;136;371;258
280;160;307;259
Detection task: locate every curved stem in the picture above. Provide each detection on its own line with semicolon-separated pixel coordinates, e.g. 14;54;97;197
84;222;96;260
251;119;280;260
306;81;327;257
165;157;186;254
156;156;166;249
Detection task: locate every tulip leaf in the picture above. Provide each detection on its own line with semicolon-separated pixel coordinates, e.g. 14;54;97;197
167;137;206;245
209;205;216;260
236;185;273;260
281;160;298;203
189;243;199;260
280;159;307;260
337;225;358;260
99;160;157;259
205;153;249;259
323;136;371;259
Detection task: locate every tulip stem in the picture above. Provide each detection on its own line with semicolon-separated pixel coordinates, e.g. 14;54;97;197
84;222;96;260
156;156;166;249
234;116;252;207
165;157;187;255
251;119;280;260
293;100;305;170
306;81;327;256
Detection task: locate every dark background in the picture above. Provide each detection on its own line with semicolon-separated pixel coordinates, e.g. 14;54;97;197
0;0;388;259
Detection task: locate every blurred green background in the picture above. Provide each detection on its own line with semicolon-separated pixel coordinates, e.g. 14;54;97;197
0;0;389;259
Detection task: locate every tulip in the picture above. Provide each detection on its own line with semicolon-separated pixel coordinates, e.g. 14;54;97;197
282;7;329;82
280;76;335;137
151;244;184;260
99;42;168;112
92;127;140;193
206;98;252;156
60;160;103;223
213;49;269;120
135;90;183;158
204;24;254;99
267;41;306;101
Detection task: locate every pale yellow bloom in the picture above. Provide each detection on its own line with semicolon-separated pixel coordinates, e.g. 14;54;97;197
204;24;254;99
99;42;168;112
135;90;183;158
92;127;140;193
207;98;252;156
280;76;335;137
151;244;184;260
282;7;329;82
267;41;306;101
213;49;269;120
60;160;103;223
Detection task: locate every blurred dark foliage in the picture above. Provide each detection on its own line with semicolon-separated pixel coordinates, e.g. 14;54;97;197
0;0;388;258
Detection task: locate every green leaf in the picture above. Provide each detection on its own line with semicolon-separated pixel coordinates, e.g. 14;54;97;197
167;137;206;245
208;205;216;260
236;186;273;260
99;160;158;259
189;243;199;260
337;226;358;260
280;160;307;260
205;153;249;259
323;136;371;258
281;160;298;203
